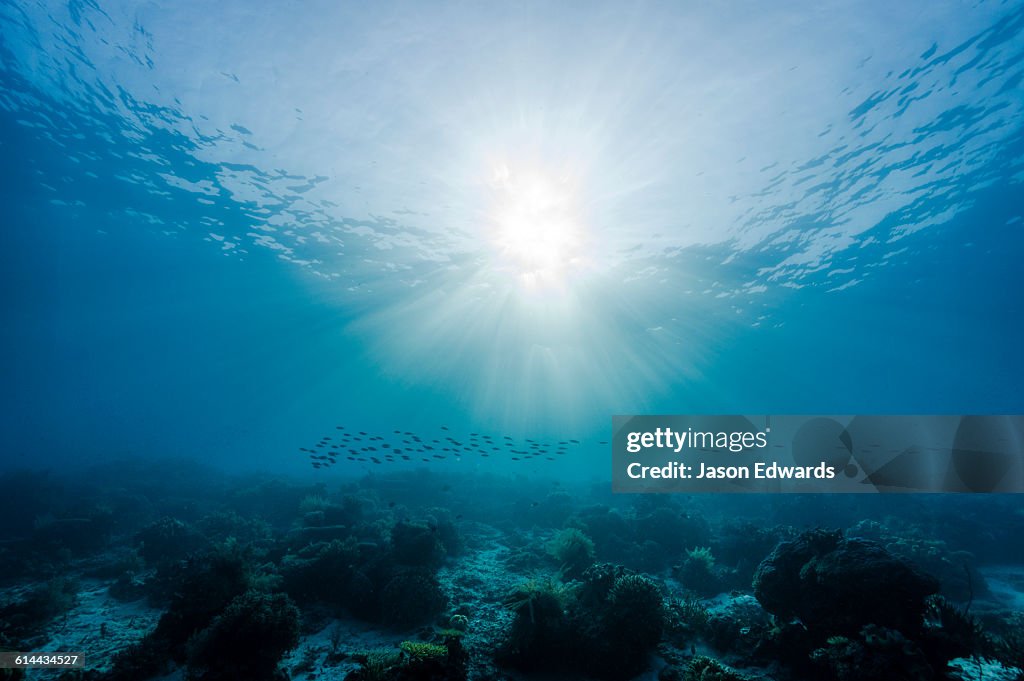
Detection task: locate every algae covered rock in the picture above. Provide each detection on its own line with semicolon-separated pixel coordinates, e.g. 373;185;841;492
753;529;938;638
496;564;665;681
186;590;300;681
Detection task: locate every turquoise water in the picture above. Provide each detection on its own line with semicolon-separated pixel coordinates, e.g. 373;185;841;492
1;1;1022;475
3;5;1024;680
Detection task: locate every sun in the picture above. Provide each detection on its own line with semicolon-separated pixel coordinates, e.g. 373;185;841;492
488;165;584;288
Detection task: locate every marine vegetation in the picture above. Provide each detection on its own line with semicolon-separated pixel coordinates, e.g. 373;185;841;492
809;625;933;681
347;636;468;681
684;655;751;681
390;520;447;568
677;545;721;597
665;593;711;643
185;590;301;681
497;565;665;681
398;641;447;661
753;529;938;640
380;569;447;627
107;543;255;679
0;576;79;643
545;526;596;578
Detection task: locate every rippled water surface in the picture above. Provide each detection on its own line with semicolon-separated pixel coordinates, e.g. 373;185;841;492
1;1;1022;470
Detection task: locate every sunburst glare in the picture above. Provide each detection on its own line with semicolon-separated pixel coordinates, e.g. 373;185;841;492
487;164;587;292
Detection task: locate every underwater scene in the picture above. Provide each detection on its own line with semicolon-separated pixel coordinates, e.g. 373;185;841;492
2;1;1024;680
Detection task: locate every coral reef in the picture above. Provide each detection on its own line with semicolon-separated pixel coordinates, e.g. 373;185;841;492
280;537;359;609
675;546;722;597
390;521;446;568
497;565;665;681
683;655;751;681
185;590;300;681
753;529;939;639
380;569;447;628
0;462;1017;681
810;625;934;681
0;576;78;644
546;527;596;578
136;517;207;565
346;635;468;681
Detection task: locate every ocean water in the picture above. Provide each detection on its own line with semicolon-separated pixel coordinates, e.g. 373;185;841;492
1;1;1023;680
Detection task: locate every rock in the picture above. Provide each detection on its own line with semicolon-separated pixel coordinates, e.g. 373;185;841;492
287;525;350;543
753;529;939;638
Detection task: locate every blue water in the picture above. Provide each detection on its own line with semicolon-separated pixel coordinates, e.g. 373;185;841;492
3;6;1024;681
1;0;1023;476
